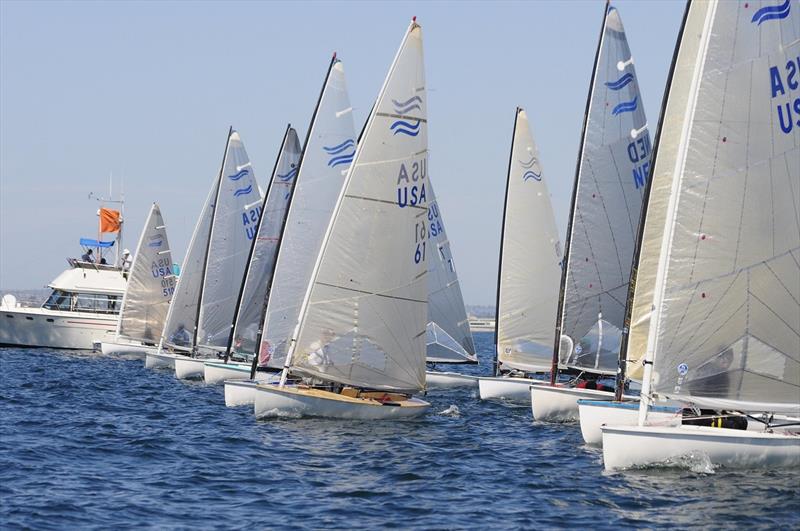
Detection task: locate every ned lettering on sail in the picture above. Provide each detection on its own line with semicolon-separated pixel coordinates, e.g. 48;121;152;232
628;133;651;189
771;55;800;134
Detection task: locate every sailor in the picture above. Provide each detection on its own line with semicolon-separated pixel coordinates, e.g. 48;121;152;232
120;249;132;271
81;248;95;263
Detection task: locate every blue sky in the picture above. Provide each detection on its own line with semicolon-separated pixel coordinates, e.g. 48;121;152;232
0;0;685;304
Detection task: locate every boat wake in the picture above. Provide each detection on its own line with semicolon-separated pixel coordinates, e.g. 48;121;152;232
438;404;460;417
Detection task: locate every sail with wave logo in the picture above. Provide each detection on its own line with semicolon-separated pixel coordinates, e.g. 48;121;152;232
634;0;799;414
227;125;302;358
280;19;429;393
196;131;263;351
553;2;651;377
257;55;356;370
495;108;563;374
426;181;476;364
116;202;175;345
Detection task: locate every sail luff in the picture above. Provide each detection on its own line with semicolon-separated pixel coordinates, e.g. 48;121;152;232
614;0;693;401
550;3;613;384
115;204;154;338
493;108;519;377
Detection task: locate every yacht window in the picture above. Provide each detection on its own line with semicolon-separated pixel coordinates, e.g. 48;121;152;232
43;290;72;311
74;293;120;314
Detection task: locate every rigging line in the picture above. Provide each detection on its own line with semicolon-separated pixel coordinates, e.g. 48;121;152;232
315;282;427;304
344;194;426;211
588;155;629;288
688;299;748;354
748;291;800;341
376;112;428;122
763;260;800;308
608;139;639;259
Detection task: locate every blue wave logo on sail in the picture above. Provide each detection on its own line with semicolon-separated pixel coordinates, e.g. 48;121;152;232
147;238;163;248
322;139;355;155
522;170;541;182
390;119;421;137
751;0;790;25
612;97;638;116
605;72;634;91
277;166;297;182
233;184;253;197
228;168;250;181
392;96;422;114
519;155;542;181
323;139;356;168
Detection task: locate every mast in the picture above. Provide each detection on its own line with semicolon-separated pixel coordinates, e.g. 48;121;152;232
192;126;232;351
251;55;339;379
613;0;692;402
492;107;520;377
225;124;292;361
549;1;611;386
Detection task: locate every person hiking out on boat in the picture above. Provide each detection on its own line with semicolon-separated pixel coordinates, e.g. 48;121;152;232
81;248;95;263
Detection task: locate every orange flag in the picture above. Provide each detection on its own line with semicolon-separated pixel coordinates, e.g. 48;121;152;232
99;208;121;233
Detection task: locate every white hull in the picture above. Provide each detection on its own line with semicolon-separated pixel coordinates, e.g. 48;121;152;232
530;386;615;423
223;372;281;407
0;306;117;350
577;399;682;445
174;356;211;380
253;385;430;420
425;371;478;389
145;351;185;369
602;424;800;471
204;361;253;385
100;339;158;359
478;376;547;403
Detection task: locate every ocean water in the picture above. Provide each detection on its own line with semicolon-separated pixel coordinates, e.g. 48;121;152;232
1;333;798;529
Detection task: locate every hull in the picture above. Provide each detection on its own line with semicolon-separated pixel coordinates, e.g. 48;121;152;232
145;351;185;369
100;339;158;359
253;385;430;420
0;307;117;350
530;385;615;423
224;372;281;407
174;356;210;380
577;399;682;445
204;361;253;385
426;371;478;389
478;376;547;403
602;424;800;471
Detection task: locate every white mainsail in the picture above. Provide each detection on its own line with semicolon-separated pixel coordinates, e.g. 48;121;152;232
284;20;428;393
258;56;356;369
495;108;563;374
196;131;262;350
556;4;651;375
116;203;175;344
636;0;799;416
160;171;219;351
426;181;476;364
228;126;302;357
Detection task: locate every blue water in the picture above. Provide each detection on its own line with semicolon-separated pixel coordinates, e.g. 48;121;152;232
1;333;798;529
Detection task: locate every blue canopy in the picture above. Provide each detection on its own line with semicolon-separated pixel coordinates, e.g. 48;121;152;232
80;238;115;248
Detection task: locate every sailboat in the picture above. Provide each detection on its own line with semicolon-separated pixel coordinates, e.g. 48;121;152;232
223;54;356;406
602;0;800;469
100;203;176;357
529;2;652;421
146;129;262;373
203;125;302;384
252;18;431;419
477;108;563;403
424;181;479;388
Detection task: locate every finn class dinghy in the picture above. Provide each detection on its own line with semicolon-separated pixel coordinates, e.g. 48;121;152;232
601;0;800;470
477;108;564;404
424;181;479;388
224;53;357;405
100;203;176;358
252;18;431;420
530;2;652;422
203;125;301;385
147;129;262;373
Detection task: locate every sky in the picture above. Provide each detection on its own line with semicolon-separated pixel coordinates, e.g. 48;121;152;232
0;0;686;305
